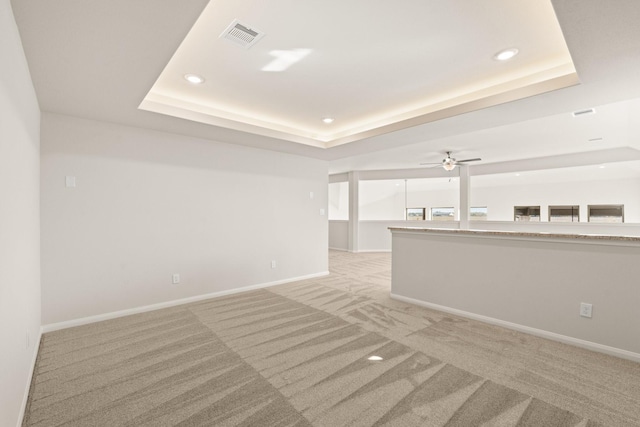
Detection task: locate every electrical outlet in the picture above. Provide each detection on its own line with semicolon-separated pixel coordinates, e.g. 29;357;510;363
319;208;325;216
309;191;314;199
172;273;180;285
271;260;277;269
580;302;593;318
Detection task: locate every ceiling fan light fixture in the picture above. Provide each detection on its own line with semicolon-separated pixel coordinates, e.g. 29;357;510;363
420;151;481;170
322;117;334;124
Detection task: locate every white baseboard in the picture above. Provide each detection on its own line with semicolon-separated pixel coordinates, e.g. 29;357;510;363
391;293;640;364
18;327;42;427
43;271;330;333
329;248;392;253
328;248;391;253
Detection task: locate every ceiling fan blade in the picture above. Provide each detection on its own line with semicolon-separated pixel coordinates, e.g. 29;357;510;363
419;162;443;165
455;158;482;163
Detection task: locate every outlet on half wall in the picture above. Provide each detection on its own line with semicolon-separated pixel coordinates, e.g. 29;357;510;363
172;273;180;285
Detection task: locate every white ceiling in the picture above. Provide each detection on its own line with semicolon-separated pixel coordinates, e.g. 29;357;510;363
329;97;640;173
140;0;576;147
356;158;640;193
10;0;640;171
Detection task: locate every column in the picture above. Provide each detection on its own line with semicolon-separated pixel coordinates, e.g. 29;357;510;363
459;166;470;229
348;171;359;252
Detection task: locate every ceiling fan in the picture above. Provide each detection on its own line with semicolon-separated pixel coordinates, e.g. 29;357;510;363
420;151;482;171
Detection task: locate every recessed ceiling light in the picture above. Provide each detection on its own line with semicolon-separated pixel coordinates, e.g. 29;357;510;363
322;117;334;124
515;173;521;177
493;48;519;61
368;355;383;361
184;74;205;84
599;165;606;169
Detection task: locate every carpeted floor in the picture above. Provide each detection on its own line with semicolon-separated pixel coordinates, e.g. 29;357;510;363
24;251;640;426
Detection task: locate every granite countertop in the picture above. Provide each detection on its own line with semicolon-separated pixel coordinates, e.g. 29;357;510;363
388;227;640;242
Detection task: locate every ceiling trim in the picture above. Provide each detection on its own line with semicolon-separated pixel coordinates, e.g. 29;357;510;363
330;147;640;181
141;66;579;150
325;67;580;148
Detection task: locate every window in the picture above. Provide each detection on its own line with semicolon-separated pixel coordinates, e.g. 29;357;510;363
549;205;579;222
470;206;488;221
431;207;455;221
588;205;624;223
406;208;425;221
514;206;540;222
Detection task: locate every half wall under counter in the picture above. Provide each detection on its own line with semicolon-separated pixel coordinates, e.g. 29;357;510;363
389;227;640;361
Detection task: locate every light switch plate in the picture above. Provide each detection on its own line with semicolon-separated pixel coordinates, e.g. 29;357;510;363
65;176;76;188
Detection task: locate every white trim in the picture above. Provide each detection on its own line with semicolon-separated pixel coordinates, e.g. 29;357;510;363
390;293;640;363
43;271;330;333
18;327;42;427
389;227;640;248
328;247;349;252
355;249;392;253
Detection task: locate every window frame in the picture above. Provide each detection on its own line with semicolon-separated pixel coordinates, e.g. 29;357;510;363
430;207;456;221
548;205;580;222
470;206;488;221
406;207;426;221
587;204;624;223
514;206;541;222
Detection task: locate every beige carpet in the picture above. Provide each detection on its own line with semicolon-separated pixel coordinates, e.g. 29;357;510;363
24;251;640;426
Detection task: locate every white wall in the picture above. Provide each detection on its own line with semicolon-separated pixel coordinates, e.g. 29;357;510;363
41;113;328;325
347;172;640;252
352;217;640;253
359;180;406;220
391;229;640;359
359;220;459;252
359;178;461;221
328;181;349;220
360;173;640;223
328;220;349;250
472;172;640;222
0;1;41;425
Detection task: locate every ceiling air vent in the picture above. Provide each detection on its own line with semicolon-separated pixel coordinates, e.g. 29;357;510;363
220;19;265;49
572;108;596;117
